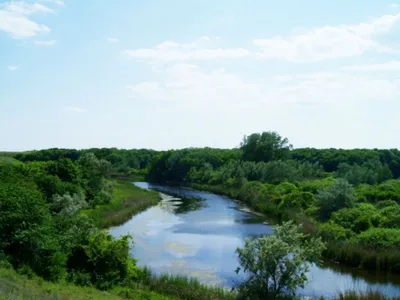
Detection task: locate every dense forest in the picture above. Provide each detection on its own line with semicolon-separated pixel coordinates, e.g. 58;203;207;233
1;132;400;299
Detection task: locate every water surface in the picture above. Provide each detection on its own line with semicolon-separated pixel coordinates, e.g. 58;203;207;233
109;182;400;298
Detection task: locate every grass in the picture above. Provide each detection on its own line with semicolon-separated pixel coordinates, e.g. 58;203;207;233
0;267;122;300
334;290;400;300
0;266;175;299
0;156;22;166
82;180;160;228
139;271;235;300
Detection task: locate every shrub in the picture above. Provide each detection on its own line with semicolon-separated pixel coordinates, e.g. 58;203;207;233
352;228;400;249
235;221;325;299
68;231;136;290
316;179;356;221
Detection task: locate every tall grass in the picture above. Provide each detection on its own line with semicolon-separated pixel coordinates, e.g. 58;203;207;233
82;180;160;228
0;267;122;300
335;290;400;300
323;241;400;274
138;269;235;300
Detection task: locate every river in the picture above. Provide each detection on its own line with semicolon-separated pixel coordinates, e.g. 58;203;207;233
109;182;400;298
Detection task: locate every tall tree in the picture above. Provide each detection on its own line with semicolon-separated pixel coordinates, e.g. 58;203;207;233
241;131;292;163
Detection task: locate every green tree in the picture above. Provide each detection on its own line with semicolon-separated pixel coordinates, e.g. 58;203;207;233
0;181;66;280
78;153;112;205
240;131;292;163
68;231;136;290
235;221;325;300
316;178;356;221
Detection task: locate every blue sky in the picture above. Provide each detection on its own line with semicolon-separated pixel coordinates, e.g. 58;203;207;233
1;0;400;151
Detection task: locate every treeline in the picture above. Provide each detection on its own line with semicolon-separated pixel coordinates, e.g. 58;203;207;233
145;132;400;273
291;148;400;178
15;148;157;172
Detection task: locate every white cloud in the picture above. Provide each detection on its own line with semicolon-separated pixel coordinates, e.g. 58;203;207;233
390;3;399;8
3;2;55;15
107;37;119;43
40;0;65;5
126;64;400;112
342;60;400;71
123;13;400;63
253;13;400;62
66;106;86;113
0;1;54;39
8;65;19;71
35;39;57;46
0;10;50;38
122;36;250;61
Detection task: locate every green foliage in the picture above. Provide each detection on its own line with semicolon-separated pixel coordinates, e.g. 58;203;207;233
211;160;323;185
334;160;392;186
279;191;315;210
330;204;380;233
356;180;400;203
69;232;135;290
236;221;325;299
240;131;292;163
0;156;21;166
0;180;65;280
298;177;335;194
316;179;356;221
139;272;235;300
291;148;400;178
0;267;171;300
318;222;354;241
82;180;160;228
352;228;400;249
15;148;80;162
335;290;400;300
378;205;400;228
78;153;113;206
147;148;241;183
50;192;88;216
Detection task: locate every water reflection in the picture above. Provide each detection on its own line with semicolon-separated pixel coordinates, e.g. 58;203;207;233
109;182;400;298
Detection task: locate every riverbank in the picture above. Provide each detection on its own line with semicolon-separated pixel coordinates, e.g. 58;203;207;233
3;178;396;300
82;180;161;228
120;181;400;300
80;179;235;300
190;183;400;275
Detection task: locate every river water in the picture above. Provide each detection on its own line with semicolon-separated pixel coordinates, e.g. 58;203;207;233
109;182;400;298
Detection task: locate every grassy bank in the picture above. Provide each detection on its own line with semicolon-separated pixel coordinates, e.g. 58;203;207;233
0;266;235;300
2;265;400;300
335;291;400;300
82;180;160;228
0;156;21;166
0;267;172;300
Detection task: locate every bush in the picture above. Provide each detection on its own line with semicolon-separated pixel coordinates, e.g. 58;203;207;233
235;221;325;299
68;231;136;290
0;182;66;280
352;228;400;249
279;191;315;210
330;204;381;233
316;179;356;221
318;222;354;241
